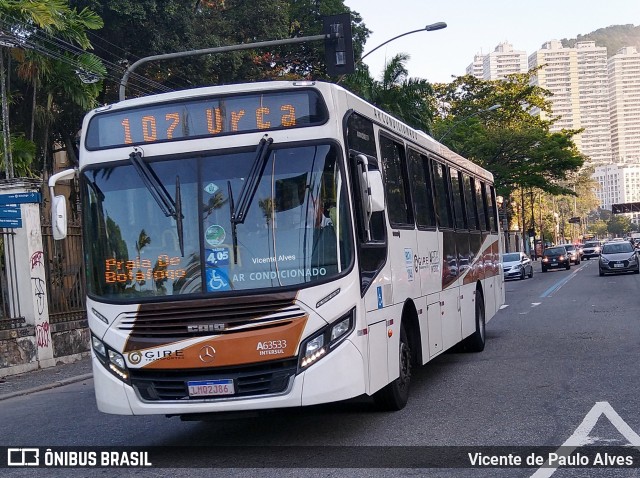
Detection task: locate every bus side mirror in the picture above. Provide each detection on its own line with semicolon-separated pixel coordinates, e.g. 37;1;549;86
48;167;77;241
367;170;385;213
51;195;68;240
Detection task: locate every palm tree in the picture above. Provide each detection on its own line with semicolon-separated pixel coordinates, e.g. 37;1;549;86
0;0;104;177
343;53;435;134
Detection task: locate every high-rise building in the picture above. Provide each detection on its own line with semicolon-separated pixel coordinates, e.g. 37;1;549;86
529;40;611;165
608;46;640;163
484;42;528;80
466;53;484;77
593;162;640;224
465;43;527;80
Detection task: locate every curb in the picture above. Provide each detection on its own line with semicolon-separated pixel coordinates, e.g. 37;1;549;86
0;373;93;402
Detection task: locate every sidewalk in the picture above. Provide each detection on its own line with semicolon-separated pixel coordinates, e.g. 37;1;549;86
0;355;93;401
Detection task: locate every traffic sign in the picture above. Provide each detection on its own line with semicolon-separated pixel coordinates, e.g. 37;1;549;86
0;191;41;205
0;217;22;228
612;202;640;214
0;207;21;219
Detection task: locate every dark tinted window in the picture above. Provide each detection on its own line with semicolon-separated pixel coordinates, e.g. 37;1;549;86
450;168;467;230
487;184;497;232
380;135;413;226
602;242;633;254
462;174;478;230
474;179;487;231
545;247;566;255
432;160;453;229
347;113;377;158
408;149;436;228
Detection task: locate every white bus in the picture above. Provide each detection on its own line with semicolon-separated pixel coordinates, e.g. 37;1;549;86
49;80;504;417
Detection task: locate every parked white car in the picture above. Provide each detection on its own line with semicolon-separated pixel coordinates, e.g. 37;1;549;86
501;252;534;280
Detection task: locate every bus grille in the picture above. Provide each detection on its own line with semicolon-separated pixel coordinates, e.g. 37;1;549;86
117;294;305;339
130;359;298;401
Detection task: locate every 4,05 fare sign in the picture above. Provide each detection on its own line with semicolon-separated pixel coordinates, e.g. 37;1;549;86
0;191;42;228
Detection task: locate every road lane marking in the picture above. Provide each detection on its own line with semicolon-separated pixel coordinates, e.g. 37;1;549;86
499;304;509;310
530;401;640;478
540;263;588;298
531;303;541;307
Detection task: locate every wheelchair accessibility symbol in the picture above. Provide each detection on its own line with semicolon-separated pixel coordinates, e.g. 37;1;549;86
206;267;230;291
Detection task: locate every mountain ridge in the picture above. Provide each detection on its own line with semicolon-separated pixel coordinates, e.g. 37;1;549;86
561;24;639;56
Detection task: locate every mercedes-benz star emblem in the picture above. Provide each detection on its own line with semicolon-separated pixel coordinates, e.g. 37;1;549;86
198;345;216;363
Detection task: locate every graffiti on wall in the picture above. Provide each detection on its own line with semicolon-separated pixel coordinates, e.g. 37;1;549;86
30;250;51;350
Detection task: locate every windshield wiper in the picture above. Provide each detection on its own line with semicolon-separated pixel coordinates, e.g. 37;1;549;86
231;134;274;224
129;150;184;256
228;180;239;264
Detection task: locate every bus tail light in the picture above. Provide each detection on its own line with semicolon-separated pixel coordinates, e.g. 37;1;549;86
298;308;355;371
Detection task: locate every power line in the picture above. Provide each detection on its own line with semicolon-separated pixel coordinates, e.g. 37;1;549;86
0;14;173;96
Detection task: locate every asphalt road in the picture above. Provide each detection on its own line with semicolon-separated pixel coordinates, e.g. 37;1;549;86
2;258;640;477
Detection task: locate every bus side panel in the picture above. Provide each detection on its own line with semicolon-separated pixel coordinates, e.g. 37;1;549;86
367;319;389;394
441;231;462;351
482;236;500;319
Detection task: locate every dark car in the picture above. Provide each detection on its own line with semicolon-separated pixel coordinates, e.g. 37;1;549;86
558;243;580;265
599;241;640;276
501;252;534;280
541;246;571;272
582;240;602;259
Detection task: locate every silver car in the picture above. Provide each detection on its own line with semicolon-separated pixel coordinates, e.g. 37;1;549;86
599;241;640;276
501;252;534;280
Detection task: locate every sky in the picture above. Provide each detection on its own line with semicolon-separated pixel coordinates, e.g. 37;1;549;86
343;0;640;83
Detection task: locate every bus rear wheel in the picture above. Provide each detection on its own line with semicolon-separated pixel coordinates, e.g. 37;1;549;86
373;324;411;411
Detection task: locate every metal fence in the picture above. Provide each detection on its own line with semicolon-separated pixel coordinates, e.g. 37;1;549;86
0;228;25;330
40;181;86;324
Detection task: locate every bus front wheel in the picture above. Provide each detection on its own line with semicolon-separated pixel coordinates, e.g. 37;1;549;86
373;324;411;411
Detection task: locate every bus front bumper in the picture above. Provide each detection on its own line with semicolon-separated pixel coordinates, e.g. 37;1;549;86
92;339;365;415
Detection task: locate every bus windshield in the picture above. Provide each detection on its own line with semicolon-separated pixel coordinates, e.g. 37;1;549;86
82;143;352;301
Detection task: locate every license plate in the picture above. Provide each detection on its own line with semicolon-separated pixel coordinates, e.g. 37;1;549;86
614;263;624;268
187;379;235;397
551;261;557;264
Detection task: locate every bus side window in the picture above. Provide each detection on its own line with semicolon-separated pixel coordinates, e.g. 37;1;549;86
462;173;479;230
408;149;436;228
449;167;467;230
487;185;498;232
432;159;453;229
379;134;414;228
474;178;488;231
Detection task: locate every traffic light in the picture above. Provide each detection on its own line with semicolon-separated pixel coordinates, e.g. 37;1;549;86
323;13;355;77
568;217;581;224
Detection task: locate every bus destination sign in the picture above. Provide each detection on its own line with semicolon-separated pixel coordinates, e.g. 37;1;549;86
85;89;328;150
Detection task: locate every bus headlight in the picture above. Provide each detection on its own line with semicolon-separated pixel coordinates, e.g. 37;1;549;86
91;335;106;358
91;334;130;384
298;308;355;371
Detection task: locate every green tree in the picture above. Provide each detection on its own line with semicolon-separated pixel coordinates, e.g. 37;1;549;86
587;219;608;238
0;0;104;176
342;53;434;132
432;72;585;199
71;0;367;102
607;214;632;237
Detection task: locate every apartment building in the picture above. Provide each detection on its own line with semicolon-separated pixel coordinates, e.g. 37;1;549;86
593;162;640;224
465;53;484;77
466;42;528;80
608;46;640;163
528;40;611;165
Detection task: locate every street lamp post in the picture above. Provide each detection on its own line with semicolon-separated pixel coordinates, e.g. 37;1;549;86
337;22;447;85
359;22;447;62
